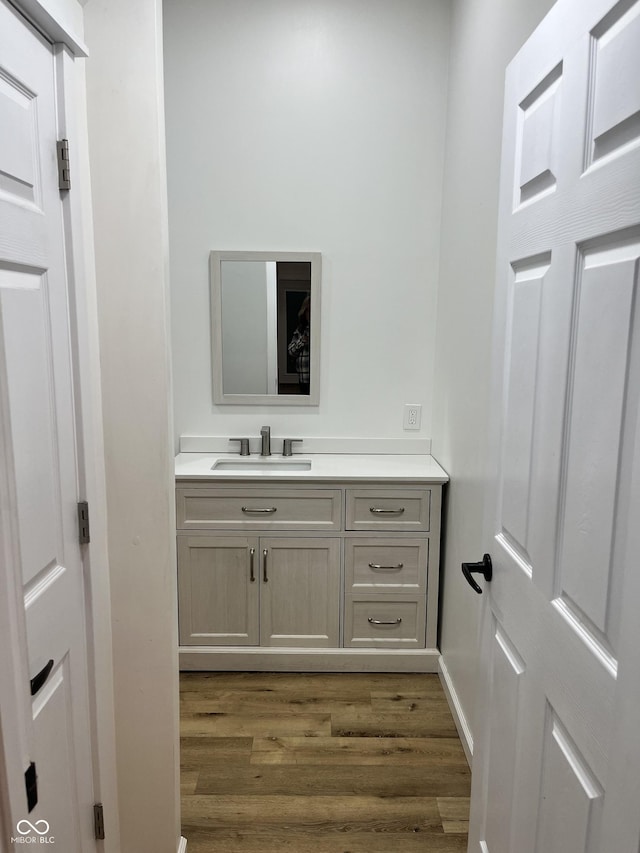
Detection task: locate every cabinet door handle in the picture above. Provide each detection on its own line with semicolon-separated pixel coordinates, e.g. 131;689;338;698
368;617;402;625
249;547;255;582
369;506;405;515
242;506;277;514
263;549;268;582
368;562;404;571
30;659;54;696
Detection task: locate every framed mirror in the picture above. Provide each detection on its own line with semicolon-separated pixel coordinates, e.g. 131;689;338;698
210;250;321;405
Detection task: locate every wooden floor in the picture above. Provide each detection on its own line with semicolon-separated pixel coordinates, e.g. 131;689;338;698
180;672;471;852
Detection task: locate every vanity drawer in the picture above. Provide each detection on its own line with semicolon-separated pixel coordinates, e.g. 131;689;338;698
345;489;431;531
343;595;426;648
176;488;342;530
345;538;428;592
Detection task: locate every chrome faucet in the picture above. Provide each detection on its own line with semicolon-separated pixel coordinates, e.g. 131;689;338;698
260;425;271;457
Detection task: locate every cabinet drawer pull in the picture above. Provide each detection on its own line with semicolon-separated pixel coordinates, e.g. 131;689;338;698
369;506;405;515
368;617;402;626
249;547;255;582
263;549;268;582
368;562;404;571
242;506;277;514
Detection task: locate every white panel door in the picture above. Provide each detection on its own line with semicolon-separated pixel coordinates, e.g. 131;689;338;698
0;2;96;849
468;0;640;851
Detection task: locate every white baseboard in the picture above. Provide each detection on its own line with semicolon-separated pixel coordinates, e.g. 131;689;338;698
177;836;187;853
438;655;473;767
179;646;440;673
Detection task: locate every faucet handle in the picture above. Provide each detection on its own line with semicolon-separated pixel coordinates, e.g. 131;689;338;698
230;438;250;456
282;438;302;457
260;425;271;457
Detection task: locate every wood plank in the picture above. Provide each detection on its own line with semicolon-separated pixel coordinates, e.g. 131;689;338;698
331;706;459;738
181;827;468;853
194;763;471;797
437;796;470;835
180;712;331;738
181;736;253;769
181;794;442;827
180;770;199;796
369;691;452;712
250;735;468;766
441;821;469;835
180;679;450;711
437;797;471;820
181;693;370;716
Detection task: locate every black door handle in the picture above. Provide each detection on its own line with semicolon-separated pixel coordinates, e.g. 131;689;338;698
30;660;54;696
461;554;493;594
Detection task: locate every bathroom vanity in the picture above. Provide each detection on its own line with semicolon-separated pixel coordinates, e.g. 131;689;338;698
175;453;448;672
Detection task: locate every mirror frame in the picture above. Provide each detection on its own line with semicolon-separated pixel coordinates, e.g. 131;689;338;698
210;250;321;405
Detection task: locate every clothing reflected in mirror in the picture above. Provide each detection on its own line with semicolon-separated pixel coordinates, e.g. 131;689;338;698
285;294;310;395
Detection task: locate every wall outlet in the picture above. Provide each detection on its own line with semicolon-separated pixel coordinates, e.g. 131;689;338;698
403;403;422;430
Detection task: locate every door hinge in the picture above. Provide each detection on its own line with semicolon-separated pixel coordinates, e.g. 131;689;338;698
25;762;38;813
77;501;90;544
57;139;70;190
93;803;105;840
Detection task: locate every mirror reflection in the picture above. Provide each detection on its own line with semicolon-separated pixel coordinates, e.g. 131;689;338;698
210;251;321;405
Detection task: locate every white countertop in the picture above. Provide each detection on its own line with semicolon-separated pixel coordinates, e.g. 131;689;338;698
175;453;449;483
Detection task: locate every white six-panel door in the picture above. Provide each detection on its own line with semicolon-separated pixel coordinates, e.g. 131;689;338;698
468;0;640;850
0;1;96;849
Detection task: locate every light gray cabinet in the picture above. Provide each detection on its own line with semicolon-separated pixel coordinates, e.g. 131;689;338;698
343;536;429;649
176;480;443;672
343;490;431;649
178;534;340;648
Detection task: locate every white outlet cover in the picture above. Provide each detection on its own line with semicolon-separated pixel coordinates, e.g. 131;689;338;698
403;403;422;430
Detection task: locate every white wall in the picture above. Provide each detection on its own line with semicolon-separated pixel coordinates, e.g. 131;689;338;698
83;1;180;851
432;0;556;753
164;0;450;447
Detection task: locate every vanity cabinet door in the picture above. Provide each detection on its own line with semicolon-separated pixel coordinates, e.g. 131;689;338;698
177;535;259;646
259;538;341;648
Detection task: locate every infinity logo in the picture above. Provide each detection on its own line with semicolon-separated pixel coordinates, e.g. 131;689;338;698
16;820;50;836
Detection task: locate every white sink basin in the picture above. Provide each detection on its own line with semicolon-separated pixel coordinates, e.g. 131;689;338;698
212;458;312;472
